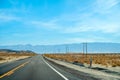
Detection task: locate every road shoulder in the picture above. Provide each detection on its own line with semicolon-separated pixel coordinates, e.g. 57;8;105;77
44;56;120;80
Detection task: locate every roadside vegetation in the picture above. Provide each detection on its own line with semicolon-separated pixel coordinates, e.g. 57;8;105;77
0;49;36;63
44;53;120;67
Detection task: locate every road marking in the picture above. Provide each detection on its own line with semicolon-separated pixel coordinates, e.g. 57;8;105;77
43;58;69;80
0;61;29;78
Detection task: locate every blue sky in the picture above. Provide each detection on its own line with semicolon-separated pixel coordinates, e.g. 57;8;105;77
0;0;120;45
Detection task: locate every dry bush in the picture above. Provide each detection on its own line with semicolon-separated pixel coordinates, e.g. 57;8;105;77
0;52;36;56
44;53;120;67
0;57;5;60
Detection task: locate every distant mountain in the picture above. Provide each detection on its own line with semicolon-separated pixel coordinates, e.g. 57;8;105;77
0;49;18;53
0;49;35;54
0;43;120;53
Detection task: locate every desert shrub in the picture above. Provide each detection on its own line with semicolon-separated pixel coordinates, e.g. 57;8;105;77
44;53;120;67
0;57;5;60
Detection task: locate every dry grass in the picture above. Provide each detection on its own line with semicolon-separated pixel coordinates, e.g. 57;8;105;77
44;53;120;67
0;52;36;57
0;51;36;63
0;57;5;60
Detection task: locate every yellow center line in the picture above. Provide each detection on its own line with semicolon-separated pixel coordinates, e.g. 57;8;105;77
0;61;29;78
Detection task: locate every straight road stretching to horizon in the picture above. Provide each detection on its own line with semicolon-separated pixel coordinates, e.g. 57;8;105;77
0;55;83;80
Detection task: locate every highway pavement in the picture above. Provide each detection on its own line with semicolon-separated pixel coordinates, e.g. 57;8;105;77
0;55;84;80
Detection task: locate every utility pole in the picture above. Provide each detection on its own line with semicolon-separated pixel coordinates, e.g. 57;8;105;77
66;45;69;54
83;43;85;62
85;42;87;58
66;46;68;54
83;42;88;62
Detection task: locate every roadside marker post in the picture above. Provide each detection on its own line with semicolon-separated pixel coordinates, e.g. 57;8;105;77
89;57;92;68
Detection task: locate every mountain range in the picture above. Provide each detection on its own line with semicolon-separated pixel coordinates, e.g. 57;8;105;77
0;43;120;53
0;49;35;54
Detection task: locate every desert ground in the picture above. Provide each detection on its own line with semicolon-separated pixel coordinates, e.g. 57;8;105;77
0;50;36;64
44;53;120;67
44;53;120;80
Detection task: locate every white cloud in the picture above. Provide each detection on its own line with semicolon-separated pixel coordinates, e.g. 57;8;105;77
93;0;120;14
1;0;119;36
39;0;120;34
28;14;120;35
56;16;120;34
30;20;60;30
0;14;20;22
66;36;112;43
67;38;96;43
95;23;120;33
0;1;31;23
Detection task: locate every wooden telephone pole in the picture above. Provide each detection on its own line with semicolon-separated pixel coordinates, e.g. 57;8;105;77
66;45;69;54
85;42;87;58
83;43;85;61
83;42;87;61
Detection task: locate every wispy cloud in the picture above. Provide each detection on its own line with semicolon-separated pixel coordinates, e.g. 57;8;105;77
67;38;96;43
30;19;60;30
66;37;111;43
1;0;120;44
66;34;116;43
0;13;20;22
60;19;120;34
93;0;120;14
0;0;31;23
21;0;120;40
43;0;120;35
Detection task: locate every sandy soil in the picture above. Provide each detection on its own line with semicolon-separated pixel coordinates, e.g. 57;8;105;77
0;56;30;64
83;63;120;73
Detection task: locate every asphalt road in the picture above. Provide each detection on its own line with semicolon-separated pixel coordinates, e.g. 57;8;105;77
0;55;82;80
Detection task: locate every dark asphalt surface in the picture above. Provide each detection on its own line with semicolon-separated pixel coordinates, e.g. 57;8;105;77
0;57;30;75
0;55;82;80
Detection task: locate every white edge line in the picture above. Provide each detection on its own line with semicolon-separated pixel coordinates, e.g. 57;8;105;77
43;58;69;80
